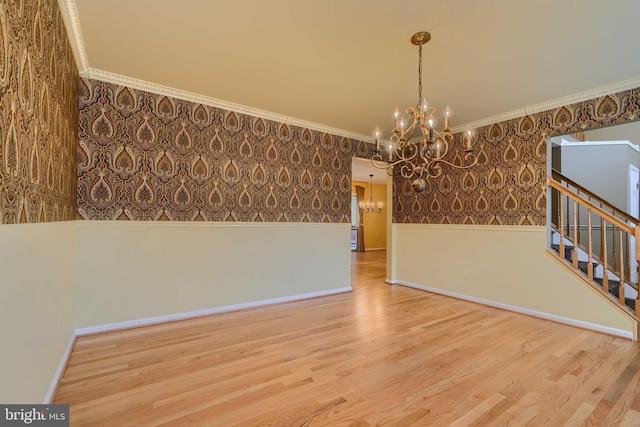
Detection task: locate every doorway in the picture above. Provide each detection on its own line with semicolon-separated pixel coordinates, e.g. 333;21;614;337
351;194;358;250
351;157;388;252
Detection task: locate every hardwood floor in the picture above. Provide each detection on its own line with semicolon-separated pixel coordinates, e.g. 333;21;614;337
55;250;640;426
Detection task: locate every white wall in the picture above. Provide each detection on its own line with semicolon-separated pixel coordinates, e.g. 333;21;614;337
586;121;640;146
0;222;76;403
560;143;639;213
75;222;351;329
391;224;636;339
0;221;351;402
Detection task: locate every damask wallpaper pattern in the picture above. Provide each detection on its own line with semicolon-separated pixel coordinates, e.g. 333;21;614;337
394;88;640;225
78;79;374;222
0;0;78;224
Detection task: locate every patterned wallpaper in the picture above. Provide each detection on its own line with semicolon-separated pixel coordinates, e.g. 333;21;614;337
0;0;78;224
394;88;640;225
78;79;373;222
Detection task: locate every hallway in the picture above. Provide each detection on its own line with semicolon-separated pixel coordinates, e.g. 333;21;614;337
351;249;386;288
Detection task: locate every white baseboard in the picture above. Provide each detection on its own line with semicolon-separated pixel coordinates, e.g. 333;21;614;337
46;287;351;402
44;334;76;404
365;247;386;251
75;287;352;336
393;280;634;340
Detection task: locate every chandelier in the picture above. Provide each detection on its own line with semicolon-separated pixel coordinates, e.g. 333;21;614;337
371;31;477;193
360;174;383;214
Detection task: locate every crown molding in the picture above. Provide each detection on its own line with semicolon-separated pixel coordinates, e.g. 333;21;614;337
57;0;639;142
82;68;374;144
57;0;89;74
451;76;640;134
57;1;372;144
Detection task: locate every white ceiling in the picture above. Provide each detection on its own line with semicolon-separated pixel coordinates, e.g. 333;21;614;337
69;0;640;140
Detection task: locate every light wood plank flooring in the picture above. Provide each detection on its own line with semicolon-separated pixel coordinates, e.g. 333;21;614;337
55;250;640;426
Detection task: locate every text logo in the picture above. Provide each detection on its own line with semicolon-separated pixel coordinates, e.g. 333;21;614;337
0;405;68;426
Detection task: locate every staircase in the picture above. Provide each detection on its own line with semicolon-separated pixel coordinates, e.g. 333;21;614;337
548;171;640;321
551;231;638;312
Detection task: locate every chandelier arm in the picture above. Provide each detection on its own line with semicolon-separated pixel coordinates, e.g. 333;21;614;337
370;158;392;169
438;137;451;160
378;133;420;163
430;129;453;143
402;108;421;138
418;140;431;161
370;156;392;170
399;162;417;179
395;140;420;162
424;162;443;179
440;139;451;159
428;154;479;170
371;154;419;171
418;139;449;162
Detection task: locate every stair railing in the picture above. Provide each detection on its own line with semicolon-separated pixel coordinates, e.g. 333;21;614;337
548;170;639;316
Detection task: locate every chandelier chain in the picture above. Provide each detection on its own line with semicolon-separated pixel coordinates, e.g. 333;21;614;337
417;43;423;108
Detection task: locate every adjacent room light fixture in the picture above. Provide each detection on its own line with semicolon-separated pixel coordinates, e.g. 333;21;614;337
371;31;477;193
360;174;383;214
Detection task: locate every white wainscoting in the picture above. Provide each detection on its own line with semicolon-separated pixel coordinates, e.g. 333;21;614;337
391;224;636;339
0;222;76;403
75;221;352;329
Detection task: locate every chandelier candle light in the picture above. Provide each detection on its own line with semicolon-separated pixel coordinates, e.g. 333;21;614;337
360;174;383;214
371;31;477;193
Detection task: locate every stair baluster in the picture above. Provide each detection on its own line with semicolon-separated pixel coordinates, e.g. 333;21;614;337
588;208;594;281
613;224;618;278
619;228;625;305
577;203;581;248
559;192;565;259
602;217;609;293
625;233;630;288
572;199;578;269
566;191;571;238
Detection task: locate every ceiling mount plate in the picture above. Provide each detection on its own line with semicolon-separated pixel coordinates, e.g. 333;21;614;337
410;31;431;46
